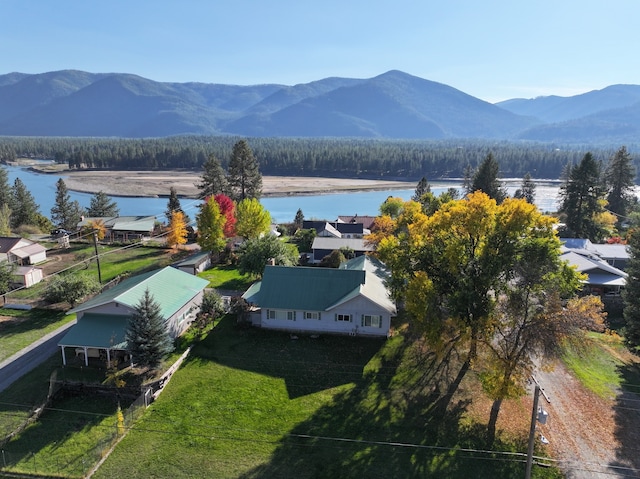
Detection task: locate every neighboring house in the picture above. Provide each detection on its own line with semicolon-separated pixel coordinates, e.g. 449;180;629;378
311;237;375;263
0;237;47;265
243;255;396;337
337;215;377;232
561;238;629;270
58;266;209;366
560;250;627;296
174;251;211;275
303;220;365;238
78;216;157;242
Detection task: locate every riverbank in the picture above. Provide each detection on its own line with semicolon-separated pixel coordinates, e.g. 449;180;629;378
19;162;416;198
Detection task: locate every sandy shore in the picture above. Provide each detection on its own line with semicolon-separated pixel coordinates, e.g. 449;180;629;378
54;169;415;198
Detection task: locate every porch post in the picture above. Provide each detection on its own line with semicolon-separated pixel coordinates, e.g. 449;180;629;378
106;349;111;368
83;347;88;366
61;346;67;366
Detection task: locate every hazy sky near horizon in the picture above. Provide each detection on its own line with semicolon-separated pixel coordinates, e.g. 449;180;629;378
3;1;639;103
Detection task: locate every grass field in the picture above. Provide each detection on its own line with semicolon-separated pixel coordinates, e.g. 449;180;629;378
0;309;75;362
89;318;559;479
197;264;255;291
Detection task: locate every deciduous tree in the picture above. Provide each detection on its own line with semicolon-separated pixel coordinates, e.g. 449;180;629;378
196;196;227;254
237;234;298;278
166;211;188;249
235;198;271;239
228;140;262;201
214;194;236;238
125;289;174;369
0;204;11;236
43;273;101;307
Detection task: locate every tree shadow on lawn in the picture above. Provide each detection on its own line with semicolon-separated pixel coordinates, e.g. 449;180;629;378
189;316;384;399
0;393;123;477
235;337;526;479
0;309;67;338
611;364;640;475
191;318;526;478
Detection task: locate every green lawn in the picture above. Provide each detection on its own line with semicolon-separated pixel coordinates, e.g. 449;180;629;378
90;318;558;479
562;331;640;399
198;264;255;291
0;309;75;362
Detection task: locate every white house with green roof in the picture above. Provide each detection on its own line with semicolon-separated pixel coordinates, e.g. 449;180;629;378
58;266;209;366
242;255;396;337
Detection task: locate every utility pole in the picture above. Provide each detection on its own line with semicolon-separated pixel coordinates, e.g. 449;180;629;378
92;231;102;284
524;376;551;479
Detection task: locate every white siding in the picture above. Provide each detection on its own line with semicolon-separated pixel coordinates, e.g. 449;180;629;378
258;295;390;337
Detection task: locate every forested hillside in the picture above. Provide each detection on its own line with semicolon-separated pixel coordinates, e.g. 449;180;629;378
0;136;631;180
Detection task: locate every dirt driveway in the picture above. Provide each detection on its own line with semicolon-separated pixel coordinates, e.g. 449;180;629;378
534;363;640;478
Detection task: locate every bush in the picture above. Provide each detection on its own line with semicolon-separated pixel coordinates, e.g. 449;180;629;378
44;273;101;307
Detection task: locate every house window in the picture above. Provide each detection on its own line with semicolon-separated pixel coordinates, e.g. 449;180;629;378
304;311;321;320
335;314;352;322
361;314;382;328
268;310;296;321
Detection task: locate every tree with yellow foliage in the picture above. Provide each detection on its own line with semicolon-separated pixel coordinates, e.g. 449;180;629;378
166;211;188;249
377;192;590;428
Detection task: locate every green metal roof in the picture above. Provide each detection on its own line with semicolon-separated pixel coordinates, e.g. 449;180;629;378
243;256;396;314
58;313;129;349
69;266;209;319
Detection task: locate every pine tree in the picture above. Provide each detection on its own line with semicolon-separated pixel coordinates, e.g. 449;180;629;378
558;152;608;241
412;176;431;202
165;186;189;224
605;146;636;222
294;208;304;230
10;178;40;228
0;166;11;209
228;140;262;201
51;178;84;231
470;153;506;203
197;153;229;200
623;226;640;350
125;289;174;369
86;191;119;217
513;172;536;204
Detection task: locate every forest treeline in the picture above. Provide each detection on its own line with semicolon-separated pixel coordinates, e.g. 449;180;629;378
0;136;634;180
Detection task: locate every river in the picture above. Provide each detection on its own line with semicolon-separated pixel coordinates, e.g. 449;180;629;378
4;165;563;224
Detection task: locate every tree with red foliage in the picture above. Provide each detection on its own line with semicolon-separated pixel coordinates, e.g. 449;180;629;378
213;194;236;238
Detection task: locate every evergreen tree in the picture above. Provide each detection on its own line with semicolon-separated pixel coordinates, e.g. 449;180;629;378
125;289;174;369
462;164;474;196
197;153;229;200
86;191;119;217
605;146;636;223
0;204;11;236
558;153;608;241
513;172;536;204
623;224;640;350
412;176;431;202
228;140;262;201
0;166;11;209
51;178;84;231
165;186;189;224
294;208;304;230
10;178;40;228
470;153;506;203
0;260;15;295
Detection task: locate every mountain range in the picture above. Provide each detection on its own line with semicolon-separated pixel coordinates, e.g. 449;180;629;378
1;69;639;144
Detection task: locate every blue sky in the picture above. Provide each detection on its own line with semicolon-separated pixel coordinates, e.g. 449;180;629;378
2;0;639;102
